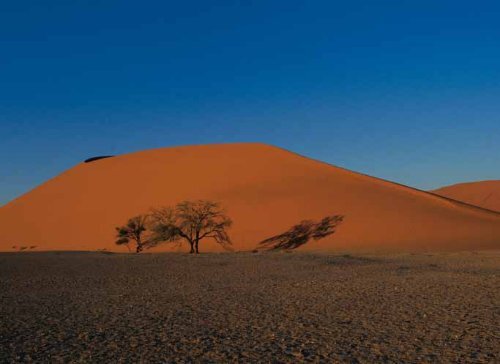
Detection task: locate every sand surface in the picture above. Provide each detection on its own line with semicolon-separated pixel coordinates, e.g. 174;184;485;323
433;181;500;213
1;143;500;252
1;251;498;363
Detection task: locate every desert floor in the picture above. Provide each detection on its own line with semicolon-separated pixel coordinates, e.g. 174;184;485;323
0;251;498;363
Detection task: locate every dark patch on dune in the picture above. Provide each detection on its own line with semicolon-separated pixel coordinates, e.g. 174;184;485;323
259;215;344;250
84;156;114;163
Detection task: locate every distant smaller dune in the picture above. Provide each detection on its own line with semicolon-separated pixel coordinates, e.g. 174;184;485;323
433;180;500;212
84;156;114;163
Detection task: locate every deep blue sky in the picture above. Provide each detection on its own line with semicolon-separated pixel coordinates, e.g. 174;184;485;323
1;1;500;205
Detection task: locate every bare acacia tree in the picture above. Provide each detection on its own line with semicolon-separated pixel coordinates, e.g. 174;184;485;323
115;215;149;253
149;200;232;253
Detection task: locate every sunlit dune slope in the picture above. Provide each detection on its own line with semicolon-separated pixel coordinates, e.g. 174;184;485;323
433;181;500;213
1;143;500;252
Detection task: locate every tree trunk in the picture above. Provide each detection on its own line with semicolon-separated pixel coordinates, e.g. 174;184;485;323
136;243;143;253
189;240;194;254
136;237;143;253
195;231;200;254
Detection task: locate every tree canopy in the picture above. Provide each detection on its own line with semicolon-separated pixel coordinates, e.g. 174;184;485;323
115;200;232;254
115;215;149;253
149;200;232;253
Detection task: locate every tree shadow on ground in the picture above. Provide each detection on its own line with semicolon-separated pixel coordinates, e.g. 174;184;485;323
259;215;344;250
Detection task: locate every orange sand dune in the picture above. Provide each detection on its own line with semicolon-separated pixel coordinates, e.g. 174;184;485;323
433;180;500;213
1;143;500;252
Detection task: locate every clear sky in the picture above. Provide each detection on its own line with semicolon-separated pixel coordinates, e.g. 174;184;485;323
1;0;499;205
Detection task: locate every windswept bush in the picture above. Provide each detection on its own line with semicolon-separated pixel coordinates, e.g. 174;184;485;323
115;215;150;253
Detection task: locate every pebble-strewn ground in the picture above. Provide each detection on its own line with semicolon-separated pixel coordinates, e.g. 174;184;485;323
0;251;498;363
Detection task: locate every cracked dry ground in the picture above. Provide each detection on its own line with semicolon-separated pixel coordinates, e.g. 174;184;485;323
0;251;498;363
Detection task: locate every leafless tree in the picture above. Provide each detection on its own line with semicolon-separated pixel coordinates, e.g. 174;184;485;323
115;215;149;253
149;200;232;254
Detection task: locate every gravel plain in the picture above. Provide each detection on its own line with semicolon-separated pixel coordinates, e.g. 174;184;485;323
0;250;499;363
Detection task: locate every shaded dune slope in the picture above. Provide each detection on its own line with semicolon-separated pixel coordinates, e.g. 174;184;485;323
1;143;500;252
433;180;500;213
